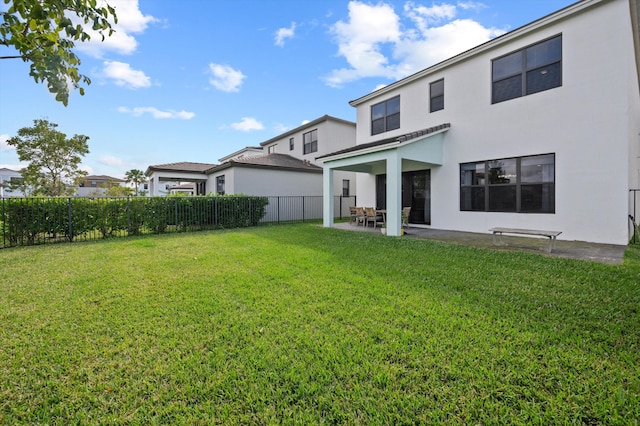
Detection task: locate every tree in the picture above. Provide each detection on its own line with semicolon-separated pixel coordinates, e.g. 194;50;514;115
124;169;147;196
7;119;89;197
0;0;117;106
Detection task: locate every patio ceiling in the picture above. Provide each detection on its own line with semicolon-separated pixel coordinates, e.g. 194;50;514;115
318;123;450;172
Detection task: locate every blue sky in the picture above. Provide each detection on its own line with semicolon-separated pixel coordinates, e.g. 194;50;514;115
0;0;575;178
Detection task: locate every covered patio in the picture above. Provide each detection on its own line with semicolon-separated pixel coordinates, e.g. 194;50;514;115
318;124;450;236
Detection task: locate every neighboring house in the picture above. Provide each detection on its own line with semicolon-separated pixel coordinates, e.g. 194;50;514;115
168;182;196;195
0;168;25;197
146;115;357;198
77;175;126;197
205;153;323;196
319;0;640;245
145;162;215;196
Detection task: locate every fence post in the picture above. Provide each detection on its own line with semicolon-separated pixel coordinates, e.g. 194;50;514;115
67;197;73;242
174;198;178;232
277;196;281;224
302;196;305;223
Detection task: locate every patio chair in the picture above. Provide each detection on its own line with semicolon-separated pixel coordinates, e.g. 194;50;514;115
355;207;366;226
402;207;411;229
349;206;358;225
365;207;383;228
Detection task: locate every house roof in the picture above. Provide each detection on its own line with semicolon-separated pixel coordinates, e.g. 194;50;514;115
84;175;125;182
146;161;217;175
218;146;263;163
349;0;598;106
316;123;451;161
259;115;355;147
207;153;322;174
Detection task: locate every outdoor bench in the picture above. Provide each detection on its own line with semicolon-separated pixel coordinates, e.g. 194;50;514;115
489;227;562;253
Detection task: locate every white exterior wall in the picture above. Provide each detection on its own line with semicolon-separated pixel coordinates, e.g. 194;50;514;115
263;118;356;164
207;169;236;195
0;168;25;197
354;0;639;244
261;118;358;198
148;171;208;196
222;168;322;196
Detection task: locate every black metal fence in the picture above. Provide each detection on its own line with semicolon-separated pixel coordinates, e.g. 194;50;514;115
0;195;356;249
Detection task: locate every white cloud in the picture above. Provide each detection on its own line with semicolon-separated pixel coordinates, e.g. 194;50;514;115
208;63;246;92
0;134;12;151
404;2;456;30
231;117;264;132
324;0;503;87
73;0;157;58
275;22;296;47
273;123;289;133
118;106;195;120
457;1;488;12
98;155;125;167
102;61;151;89
79;164;94;175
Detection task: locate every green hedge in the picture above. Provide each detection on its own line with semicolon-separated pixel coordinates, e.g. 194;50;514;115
0;195;268;247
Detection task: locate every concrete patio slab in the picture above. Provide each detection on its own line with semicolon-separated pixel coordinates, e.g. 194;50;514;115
332;222;627;265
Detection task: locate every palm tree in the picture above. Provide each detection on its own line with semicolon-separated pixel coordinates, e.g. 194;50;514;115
124;169;147;196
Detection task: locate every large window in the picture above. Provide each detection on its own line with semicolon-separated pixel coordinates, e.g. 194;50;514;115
303;129;318;154
216;175;225;195
430;79;444;112
460;154;555;213
268;145;276;153
492;35;562;104
371;95;400;135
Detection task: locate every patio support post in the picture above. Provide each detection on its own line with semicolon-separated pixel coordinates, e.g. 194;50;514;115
150;175;160;196
323;166;334;228
386;151;402;236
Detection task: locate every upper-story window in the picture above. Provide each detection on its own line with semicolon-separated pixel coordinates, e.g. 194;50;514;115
371;95;400;136
289;137;294;151
303;129;318;154
268;145;276;153
430;79;444;112
492;35;562;104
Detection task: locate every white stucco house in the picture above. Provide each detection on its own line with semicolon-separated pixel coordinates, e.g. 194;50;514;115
320;0;640;245
0;168;25;197
76;175;127;197
146;115;357;198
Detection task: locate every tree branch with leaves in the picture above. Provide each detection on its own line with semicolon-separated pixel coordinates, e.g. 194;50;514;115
0;0;117;105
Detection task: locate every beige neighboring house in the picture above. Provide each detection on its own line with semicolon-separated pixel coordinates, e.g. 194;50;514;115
77;175;126;197
145;115;357;198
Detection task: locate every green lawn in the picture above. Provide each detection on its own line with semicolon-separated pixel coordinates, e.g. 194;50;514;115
1;224;639;424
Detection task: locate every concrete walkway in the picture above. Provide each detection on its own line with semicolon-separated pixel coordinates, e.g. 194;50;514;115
332;222;627;264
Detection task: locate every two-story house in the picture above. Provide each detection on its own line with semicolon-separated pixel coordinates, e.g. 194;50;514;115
146;115;357;198
319;0;640;245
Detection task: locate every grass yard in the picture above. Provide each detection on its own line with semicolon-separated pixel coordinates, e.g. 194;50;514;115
1;223;639;424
